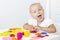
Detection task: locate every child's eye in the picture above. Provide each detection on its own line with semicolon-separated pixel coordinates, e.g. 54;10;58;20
38;9;41;11
33;11;36;13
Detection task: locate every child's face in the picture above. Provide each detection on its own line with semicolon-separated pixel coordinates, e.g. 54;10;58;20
30;4;44;22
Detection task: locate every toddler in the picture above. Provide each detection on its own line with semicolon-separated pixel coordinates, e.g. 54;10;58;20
23;3;56;33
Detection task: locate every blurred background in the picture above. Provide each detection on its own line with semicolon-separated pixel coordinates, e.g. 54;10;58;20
0;0;60;34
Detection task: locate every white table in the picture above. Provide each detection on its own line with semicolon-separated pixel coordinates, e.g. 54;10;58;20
0;34;59;40
0;29;60;40
22;33;60;40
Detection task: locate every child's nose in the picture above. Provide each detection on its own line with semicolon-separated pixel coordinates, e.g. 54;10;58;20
37;11;40;14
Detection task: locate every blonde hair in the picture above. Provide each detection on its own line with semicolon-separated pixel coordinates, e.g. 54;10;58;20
29;3;43;13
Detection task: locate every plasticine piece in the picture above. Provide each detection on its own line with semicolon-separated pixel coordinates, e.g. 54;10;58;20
12;37;17;40
9;28;22;33
9;28;16;30
17;38;22;40
17;32;23;38
10;34;15;37
45;34;49;36
3;31;11;36
9;30;15;32
11;31;17;35
9;28;21;30
2;37;12;40
41;32;47;37
0;33;3;36
35;33;42;37
16;29;24;33
41;32;47;34
14;28;24;35
30;29;37;33
9;30;16;35
24;31;30;37
30;30;37;33
35;33;45;38
22;32;24;35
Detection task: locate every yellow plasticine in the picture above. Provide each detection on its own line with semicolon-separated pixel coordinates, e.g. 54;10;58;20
10;30;16;35
16;28;24;32
24;31;30;37
2;31;11;36
0;33;3;36
15;29;24;34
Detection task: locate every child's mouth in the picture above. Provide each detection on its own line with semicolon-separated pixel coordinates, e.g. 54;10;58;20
37;15;42;19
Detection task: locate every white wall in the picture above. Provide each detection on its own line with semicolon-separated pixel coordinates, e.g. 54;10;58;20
50;0;60;33
0;0;49;30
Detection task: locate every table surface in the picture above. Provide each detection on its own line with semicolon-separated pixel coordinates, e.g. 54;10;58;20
0;29;60;40
22;33;60;40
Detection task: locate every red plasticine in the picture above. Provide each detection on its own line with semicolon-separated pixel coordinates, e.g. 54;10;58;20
45;34;49;36
30;30;37;33
10;34;15;37
17;38;22;40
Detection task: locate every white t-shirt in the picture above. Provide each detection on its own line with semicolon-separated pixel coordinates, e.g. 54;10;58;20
27;18;53;27
27;18;53;32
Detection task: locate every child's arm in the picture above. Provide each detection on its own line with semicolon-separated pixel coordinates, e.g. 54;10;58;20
35;24;56;33
23;23;35;31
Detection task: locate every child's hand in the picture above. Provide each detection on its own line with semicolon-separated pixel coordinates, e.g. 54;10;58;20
34;26;40;30
31;28;37;31
30;27;37;33
29;27;37;31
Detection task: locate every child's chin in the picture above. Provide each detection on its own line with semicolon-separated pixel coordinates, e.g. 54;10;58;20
37;18;43;21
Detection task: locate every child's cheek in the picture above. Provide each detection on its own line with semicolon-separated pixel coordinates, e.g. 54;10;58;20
34;14;37;17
